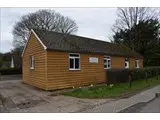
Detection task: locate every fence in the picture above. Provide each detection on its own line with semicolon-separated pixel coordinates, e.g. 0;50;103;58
106;67;160;87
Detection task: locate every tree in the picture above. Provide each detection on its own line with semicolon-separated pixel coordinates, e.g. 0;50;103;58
0;47;23;69
11;47;23;68
0;53;3;68
112;7;160;50
0;52;12;68
113;19;160;66
12;9;78;48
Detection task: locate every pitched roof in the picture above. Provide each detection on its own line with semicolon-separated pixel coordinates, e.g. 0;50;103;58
33;29;142;58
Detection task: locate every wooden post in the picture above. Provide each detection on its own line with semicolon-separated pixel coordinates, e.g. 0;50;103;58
129;74;132;88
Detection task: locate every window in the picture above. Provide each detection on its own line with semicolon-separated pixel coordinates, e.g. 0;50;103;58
69;53;80;70
135;59;139;68
104;56;111;69
30;56;35;69
125;58;129;69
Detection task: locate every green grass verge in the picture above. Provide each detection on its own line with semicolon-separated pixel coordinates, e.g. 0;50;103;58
63;77;160;98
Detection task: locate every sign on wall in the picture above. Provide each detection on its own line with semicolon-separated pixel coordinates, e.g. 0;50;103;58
89;57;98;63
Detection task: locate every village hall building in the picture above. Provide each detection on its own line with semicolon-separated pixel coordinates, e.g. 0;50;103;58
22;29;143;90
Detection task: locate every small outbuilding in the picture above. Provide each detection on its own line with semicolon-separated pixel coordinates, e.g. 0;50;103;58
22;29;143;90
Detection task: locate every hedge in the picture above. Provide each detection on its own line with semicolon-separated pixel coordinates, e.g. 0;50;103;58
106;66;160;84
0;68;22;75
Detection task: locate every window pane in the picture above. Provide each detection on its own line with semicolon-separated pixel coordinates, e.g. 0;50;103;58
135;60;139;68
125;62;127;67
104;65;107;68
30;56;34;69
104;56;111;69
75;58;79;69
33;57;34;67
135;61;137;67
32;58;33;68
108;64;110;68
70;54;79;57
30;56;33;67
125;61;129;68
70;58;74;69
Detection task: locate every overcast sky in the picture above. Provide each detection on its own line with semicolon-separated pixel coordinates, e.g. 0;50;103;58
0;8;117;53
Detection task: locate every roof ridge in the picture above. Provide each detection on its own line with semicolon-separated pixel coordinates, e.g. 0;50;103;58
32;28;112;45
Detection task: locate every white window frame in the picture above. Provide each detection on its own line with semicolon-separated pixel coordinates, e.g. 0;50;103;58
135;59;139;68
104;56;111;69
125;58;129;69
69;53;80;70
30;56;35;69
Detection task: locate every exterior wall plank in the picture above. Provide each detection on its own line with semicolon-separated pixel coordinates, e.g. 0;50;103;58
130;58;136;69
46;51;143;90
46;51;105;90
22;32;47;90
111;56;125;68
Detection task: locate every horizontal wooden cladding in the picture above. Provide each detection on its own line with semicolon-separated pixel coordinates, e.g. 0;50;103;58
129;58;143;69
111;56;125;69
22;32;47;89
46;51;143;90
46;51;105;90
23;81;47;90
111;56;143;69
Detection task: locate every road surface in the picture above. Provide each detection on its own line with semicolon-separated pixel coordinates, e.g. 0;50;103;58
140;96;160;113
0;74;22;81
119;95;160;113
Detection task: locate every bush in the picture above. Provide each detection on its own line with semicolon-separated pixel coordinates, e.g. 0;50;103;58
144;67;160;78
106;66;160;84
0;68;22;75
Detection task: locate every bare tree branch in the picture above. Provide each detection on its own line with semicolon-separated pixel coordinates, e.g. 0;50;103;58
12;9;78;48
111;7;160;50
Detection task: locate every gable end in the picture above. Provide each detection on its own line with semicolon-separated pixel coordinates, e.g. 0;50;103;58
21;29;47;56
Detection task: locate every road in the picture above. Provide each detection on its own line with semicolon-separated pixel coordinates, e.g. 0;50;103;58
140;96;160;113
119;95;160;113
82;86;160;113
0;74;22;81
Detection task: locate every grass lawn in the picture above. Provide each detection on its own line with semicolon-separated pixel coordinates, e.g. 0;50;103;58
63;77;160;98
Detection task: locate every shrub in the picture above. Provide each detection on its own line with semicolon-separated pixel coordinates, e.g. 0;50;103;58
106;66;160;84
144;67;160;78
0;68;22;75
130;68;146;81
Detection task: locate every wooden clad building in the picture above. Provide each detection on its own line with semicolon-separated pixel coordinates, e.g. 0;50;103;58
22;29;143;90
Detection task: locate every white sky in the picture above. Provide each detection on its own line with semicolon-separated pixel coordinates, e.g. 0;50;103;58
0;8;117;53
